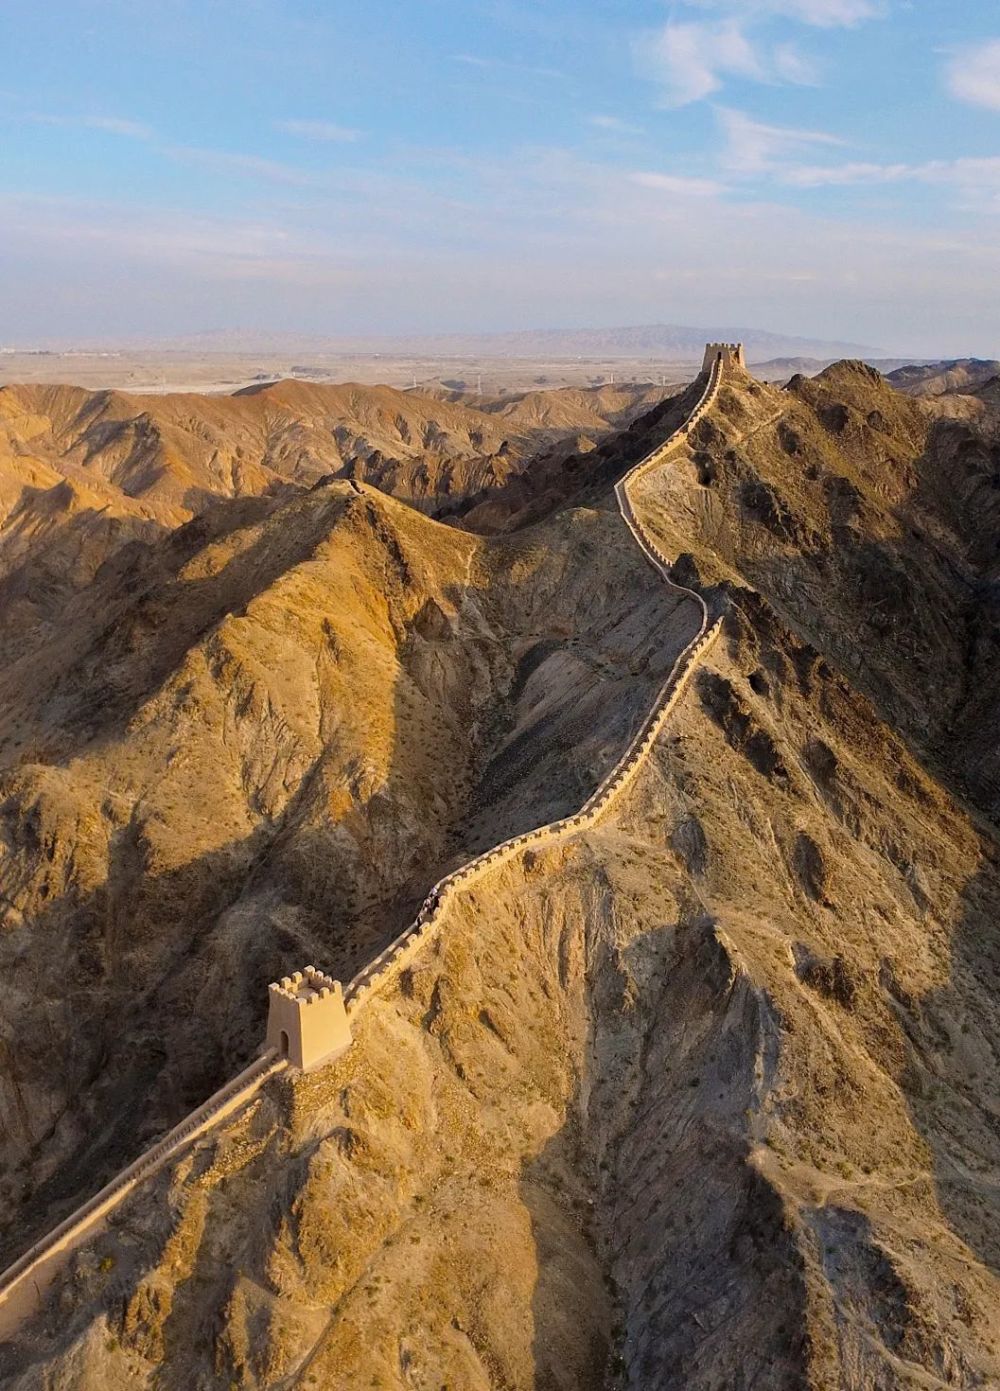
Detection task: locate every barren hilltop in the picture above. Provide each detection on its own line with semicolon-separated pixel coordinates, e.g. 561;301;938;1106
2;354;1000;1389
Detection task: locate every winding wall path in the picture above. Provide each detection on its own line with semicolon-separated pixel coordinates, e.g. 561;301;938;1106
343;350;727;1009
0;348;733;1336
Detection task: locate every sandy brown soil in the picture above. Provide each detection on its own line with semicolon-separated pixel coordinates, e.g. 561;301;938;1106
2;363;1000;1388
0;392;703;1275
0;375;680;672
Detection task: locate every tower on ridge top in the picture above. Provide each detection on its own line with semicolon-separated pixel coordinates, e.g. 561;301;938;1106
266;966;352;1071
702;342;746;375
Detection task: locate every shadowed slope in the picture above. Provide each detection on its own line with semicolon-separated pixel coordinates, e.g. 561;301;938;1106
0;471;699;1278
5;363;1000;1388
0;378;680;667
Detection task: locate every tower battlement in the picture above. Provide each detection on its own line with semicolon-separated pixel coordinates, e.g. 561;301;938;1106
265;965;351;1070
702;342;746;374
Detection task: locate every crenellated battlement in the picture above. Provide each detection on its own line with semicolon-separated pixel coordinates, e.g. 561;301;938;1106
702;341;746;374
265;965;351;1069
268;965;340;1007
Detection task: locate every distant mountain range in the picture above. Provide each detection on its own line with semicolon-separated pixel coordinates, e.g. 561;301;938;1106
885;358;1000;397
114;323;882;363
751;355;938;381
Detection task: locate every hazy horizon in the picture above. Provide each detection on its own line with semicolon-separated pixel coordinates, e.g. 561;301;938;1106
2;1;999;357
0;321;879;358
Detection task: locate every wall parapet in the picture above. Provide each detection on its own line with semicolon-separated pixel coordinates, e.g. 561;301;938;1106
0;1049;286;1338
342;348;733;1010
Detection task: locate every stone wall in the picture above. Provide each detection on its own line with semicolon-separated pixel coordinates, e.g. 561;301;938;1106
0;1050;286;1337
343;350;728;1011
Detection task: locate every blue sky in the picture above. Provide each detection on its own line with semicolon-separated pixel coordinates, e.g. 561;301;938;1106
1;0;999;353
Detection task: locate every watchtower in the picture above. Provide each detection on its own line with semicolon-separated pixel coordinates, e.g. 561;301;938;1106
702;342;746;374
265;966;352;1071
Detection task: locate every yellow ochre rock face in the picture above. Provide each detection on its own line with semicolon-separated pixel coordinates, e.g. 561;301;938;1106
3;351;1000;1389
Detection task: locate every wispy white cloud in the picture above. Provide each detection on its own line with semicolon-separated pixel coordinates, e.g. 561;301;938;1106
711;104;1000;214
26;113;153;139
749;0;879;25
0;193;301;271
782;160;911;186
778;155;1000;213
773;42;820;85
681;0;880;28
634;0;880;107
783;156;1000;186
163;145;316;186
633;20;763;107
81;116;153;139
588;114;645;135
630;170;725;198
719;107;844;173
450;53;566;81
275;119;361;142
946;39;1000;113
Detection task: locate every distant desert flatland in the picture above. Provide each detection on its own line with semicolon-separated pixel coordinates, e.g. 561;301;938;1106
0;321;883;396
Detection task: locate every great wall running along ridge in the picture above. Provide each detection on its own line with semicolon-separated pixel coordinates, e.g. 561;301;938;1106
0;341;744;1335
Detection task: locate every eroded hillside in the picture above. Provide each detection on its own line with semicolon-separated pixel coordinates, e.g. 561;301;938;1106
3;362;1000;1390
888;358;1000;398
632;362;1000;814
0;453;701;1280
0;378;668;668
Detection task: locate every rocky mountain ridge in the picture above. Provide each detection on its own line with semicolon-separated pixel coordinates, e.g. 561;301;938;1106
2;360;1000;1388
887;358;1000;398
0;377;671;669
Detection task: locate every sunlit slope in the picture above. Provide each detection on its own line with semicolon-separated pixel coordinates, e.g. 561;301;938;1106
0;378;673;665
7;544;999;1389
0;475;698;1280
632;361;1000;814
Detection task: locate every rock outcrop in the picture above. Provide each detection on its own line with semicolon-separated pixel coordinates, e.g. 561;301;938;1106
0;460;701;1284
3;361;1000;1389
